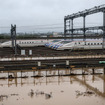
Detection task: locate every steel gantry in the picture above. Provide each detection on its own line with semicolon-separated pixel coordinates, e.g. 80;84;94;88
11;24;17;55
64;4;105;42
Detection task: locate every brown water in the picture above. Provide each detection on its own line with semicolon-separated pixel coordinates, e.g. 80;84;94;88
0;70;105;105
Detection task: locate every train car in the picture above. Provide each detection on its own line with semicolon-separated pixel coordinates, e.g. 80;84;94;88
0;39;53;47
56;39;103;50
52;39;84;50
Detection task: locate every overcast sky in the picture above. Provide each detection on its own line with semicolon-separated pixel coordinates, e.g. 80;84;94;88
0;0;105;33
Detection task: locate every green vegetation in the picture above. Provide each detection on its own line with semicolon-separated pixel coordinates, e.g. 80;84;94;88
0;33;49;39
0;34;10;39
0;32;64;39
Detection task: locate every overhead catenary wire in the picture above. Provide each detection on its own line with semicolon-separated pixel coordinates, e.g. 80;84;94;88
0;22;102;29
0;23;64;30
18;23;64;28
0;22;103;34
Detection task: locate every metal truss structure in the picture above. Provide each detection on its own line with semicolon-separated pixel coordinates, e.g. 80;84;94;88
11;24;17;55
64;4;105;41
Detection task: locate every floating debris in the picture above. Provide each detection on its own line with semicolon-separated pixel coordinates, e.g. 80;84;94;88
75;90;95;97
0;95;8;101
0;93;20;102
28;89;34;97
61;90;64;93
30;89;34;95
11;94;19;96
28;90;52;99
35;90;45;96
8;75;13;78
45;92;52;99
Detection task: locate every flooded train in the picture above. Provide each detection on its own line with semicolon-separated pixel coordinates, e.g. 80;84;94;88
46;39;103;50
0;39;53;47
0;39;103;50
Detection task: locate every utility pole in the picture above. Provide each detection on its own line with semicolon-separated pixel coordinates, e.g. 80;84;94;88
11;24;17;55
103;9;105;49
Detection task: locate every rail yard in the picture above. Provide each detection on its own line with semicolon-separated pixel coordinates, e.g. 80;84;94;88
0;3;105;105
0;46;105;71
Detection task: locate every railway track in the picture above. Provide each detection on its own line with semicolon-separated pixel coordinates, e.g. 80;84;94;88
0;46;105;57
0;46;105;70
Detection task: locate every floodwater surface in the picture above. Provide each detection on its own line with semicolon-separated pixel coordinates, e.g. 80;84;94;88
0;69;105;105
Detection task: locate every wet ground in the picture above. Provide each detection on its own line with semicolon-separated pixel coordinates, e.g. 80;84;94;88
0;68;105;105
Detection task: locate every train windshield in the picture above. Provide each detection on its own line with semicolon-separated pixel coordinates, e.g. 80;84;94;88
52;40;61;43
60;41;72;44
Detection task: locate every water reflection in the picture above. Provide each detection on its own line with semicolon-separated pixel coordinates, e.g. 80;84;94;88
0;67;105;100
0;75;105;105
72;76;105;97
0;74;105;98
0;67;104;78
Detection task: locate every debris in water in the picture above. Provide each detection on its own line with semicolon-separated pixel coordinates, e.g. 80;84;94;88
28;90;52;99
35;90;45;96
61;90;64;93
75;90;95;97
11;94;19;96
0;95;8;101
28;89;34;97
45;92;52;99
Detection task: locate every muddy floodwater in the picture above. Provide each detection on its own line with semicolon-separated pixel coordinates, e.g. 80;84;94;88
0;69;105;105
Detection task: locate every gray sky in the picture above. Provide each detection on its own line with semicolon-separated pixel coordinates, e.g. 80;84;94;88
0;0;105;33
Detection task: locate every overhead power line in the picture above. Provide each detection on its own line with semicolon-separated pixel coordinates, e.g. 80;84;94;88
17;23;64;28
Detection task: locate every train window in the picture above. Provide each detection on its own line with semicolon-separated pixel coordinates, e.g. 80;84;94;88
91;43;93;45
84;42;86;45
88;43;90;45
75;43;77;45
19;41;21;44
32;42;34;44
78;42;80;44
101;43;102;45
94;43;96;45
97;43;99;45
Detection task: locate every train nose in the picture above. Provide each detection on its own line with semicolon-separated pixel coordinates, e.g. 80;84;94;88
0;43;7;47
55;44;63;50
0;43;1;47
0;41;12;47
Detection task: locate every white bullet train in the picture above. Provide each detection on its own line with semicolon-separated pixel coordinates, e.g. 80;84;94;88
54;39;103;50
0;39;53;47
45;39;103;50
1;39;103;50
